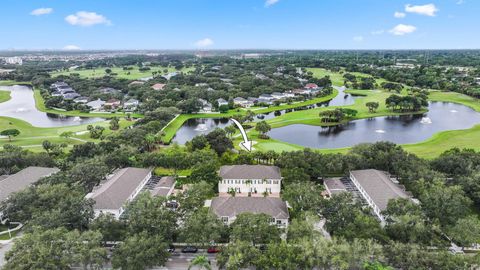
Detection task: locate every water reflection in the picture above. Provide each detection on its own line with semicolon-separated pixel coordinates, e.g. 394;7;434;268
0;85;104;128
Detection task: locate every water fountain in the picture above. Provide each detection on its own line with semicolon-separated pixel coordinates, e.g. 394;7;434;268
73;116;81;122
420;117;432;124
15;107;28;113
450;110;458;113
375;129;386;134
194;124;209;132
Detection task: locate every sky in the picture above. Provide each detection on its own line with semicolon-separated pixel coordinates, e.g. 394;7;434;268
1;0;478;50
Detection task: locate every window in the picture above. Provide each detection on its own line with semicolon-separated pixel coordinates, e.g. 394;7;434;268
221;216;229;223
276;220;282;225
273;180;278;185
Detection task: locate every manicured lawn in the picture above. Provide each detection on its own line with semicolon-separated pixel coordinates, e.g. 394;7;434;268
0;116;134;149
0;90;11;103
306;68;346;86
154;167;192;177
50;66;194;80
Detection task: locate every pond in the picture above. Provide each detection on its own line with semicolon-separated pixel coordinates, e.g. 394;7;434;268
253;86;358;121
0;85;104;128
268;101;480;149
172;118;231;144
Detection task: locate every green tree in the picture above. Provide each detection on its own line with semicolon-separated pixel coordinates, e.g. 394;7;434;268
255;121;271;139
189;255;212;270
449;216;480;250
366;101;380;113
0;129;20;142
112;232;169;270
125;192;177;240
230;213;280;245
109;117;120;130
180;208;224;245
216;241;260;270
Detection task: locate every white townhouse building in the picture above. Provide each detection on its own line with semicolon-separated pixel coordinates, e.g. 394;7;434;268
86;167;153;219
218;165;282;196
349;169;414;225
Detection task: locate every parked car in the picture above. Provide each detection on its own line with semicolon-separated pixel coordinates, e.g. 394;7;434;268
207;246;221;253
168;245;176;253
181;246;198;253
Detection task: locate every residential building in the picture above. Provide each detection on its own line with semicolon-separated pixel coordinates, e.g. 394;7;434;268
233;97;253;108
149;176;175;197
217;98;228;107
123;98;140;111
259;94;275;101
63;93;81;100
86;167;153;219
305;83;319;90
283;92;295;98
104;99;121;109
152;83;166;91
4;57;23;65
271;92;286;99
98;87;120;94
129;81;145;87
209;197;289;227
218;165;282;196
257;98;273;105
86;99;105;111
0;167;59;221
73;96;89;103
349;169;413;225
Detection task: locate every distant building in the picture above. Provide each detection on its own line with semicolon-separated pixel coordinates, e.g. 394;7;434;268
86;99;106;111
152;83;166;91
104;99;121;109
271;92;286;100
123;98;140;111
217;98;228;107
73;96;89;103
259;94;274;101
218;165;282;196
129;81;145;87
0;167;59;221
4;57;23;65
209;197;289;227
98;87;120;94
63;92;81;100
349;169;414;225
305;83;319;90
86;167;153;219
233;97;253;108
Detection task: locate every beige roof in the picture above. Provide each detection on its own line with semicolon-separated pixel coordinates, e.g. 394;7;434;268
0;167;59;201
211;197;289;219
324;178;347;195
351;169;410;211
90;167;152;210
219;165;281;180
152;83;166;90
150;176;175;197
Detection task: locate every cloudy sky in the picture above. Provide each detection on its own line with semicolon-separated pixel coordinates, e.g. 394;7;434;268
1;0;477;50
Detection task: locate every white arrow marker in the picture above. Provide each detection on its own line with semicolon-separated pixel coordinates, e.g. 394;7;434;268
230;118;253;152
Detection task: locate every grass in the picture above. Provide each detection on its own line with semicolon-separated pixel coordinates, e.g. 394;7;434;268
154;167;192;177
0;224;19;240
0;90;11;103
0;116;134;149
50;66;194;80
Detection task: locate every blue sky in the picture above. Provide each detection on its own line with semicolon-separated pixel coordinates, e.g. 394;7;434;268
1;0;478;50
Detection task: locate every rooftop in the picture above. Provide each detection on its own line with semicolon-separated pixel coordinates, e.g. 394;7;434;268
210;196;289;219
324;178;347;196
219;165;281;180
150;176;175;197
0;167;59;202
89;167;152;210
350;169;410;212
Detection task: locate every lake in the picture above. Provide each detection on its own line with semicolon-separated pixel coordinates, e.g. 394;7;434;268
0;85;104;128
268;101;480;149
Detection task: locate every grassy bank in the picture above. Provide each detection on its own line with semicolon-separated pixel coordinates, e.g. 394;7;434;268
0;90;11;103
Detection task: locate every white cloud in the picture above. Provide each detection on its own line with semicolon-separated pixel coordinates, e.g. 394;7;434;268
405;4;439;16
371;30;385;35
65;11;111;26
456;0;465;5
265;0;279;7
353;36;364;42
194;38;214;48
30;8;53;16
63;45;81;51
389;24;417;35
394;11;406;18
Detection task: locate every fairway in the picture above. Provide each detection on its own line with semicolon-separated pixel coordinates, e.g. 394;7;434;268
50;65;194;80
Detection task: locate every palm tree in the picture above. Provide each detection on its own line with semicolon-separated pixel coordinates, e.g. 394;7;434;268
188;255;211;270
